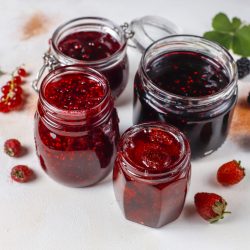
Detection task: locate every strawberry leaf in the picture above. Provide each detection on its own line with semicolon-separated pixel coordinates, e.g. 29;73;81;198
212;13;234;32
232;17;242;31
232;25;250;57
203;31;233;49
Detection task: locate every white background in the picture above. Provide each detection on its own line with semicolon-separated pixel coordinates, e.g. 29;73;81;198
0;0;250;249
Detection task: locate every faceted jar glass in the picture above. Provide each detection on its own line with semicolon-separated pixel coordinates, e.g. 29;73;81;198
133;35;238;158
113;122;191;228
50;17;129;98
34;65;120;187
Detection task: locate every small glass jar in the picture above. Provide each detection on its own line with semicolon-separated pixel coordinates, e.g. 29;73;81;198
33;17;130;98
113;122;191;228
133;35;238;158
34;65;120;187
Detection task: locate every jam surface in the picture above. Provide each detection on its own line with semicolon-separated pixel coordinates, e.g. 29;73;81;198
58;31;121;61
146;51;229;97
123;128;182;172
44;73;106;110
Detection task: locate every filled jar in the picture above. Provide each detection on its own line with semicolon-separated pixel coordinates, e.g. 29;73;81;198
34;17;129;98
34;65;120;187
133;35;238;158
113;122;191;228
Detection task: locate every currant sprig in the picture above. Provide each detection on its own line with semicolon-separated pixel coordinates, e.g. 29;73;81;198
0;66;28;113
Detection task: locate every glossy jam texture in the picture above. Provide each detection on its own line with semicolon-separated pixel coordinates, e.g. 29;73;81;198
124;128;181;172
134;51;237;158
58;31;121;61
35;71;120;187
57;31;128;98
113;125;190;228
44;73;105;110
147;51;229;97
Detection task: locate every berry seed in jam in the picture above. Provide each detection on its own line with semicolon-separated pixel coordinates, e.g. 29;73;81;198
58;31;121;61
35;66;120;187
113;123;191;228
146;51;229;97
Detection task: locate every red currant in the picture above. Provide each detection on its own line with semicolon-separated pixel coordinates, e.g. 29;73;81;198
12;85;22;95
1;85;10;95
13;76;22;85
0;101;10;113
17;68;27;77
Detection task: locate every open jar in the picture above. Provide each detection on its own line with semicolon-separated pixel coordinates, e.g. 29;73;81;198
33;16;181;98
113;122;191;228
34;65;120;187
133;35;238;158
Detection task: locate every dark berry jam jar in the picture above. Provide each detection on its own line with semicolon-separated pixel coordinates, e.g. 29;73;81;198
34;65;120;187
133;35;238;158
34;17;129;98
113;122;191;228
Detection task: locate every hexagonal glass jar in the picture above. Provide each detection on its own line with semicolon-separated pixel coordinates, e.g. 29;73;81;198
113;122;191;228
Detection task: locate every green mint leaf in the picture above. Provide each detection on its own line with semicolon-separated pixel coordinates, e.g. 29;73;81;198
232;25;250;56
232;17;242;31
212;13;233;32
204;31;233;49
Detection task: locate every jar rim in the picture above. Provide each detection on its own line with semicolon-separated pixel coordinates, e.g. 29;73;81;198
39;64;111;116
118;122;191;180
51;16;127;66
140;34;238;103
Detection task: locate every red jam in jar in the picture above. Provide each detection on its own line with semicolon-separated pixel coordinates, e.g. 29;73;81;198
50;17;129;98
113;122;191;228
133;35;238;158
34;65;120;187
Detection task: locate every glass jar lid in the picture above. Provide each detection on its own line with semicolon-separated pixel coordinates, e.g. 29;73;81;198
129;15;182;52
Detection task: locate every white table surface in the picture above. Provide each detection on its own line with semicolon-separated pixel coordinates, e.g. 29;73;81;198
0;0;250;249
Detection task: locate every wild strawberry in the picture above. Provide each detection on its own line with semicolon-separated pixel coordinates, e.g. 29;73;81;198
194;192;230;223
4;139;22;157
217;160;245;186
11;165;33;183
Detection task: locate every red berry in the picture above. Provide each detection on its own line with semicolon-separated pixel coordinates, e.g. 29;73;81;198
11;165;33;183
0;101;10;113
17;68;27;77
194;192;230;223
4;139;22;157
12;85;23;95
13;76;22;85
1;85;10;95
217;160;245;186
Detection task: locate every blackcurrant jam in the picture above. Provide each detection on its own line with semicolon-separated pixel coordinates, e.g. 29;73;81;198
113;122;191;228
33;17;129;98
34;65;120;187
134;35;238;158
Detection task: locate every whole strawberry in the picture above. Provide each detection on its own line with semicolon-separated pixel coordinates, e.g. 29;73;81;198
194;192;230;223
217;160;245;186
4;139;22;157
11;165;33;183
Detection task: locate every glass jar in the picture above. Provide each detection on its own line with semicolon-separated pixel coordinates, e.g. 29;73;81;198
133;35;238;158
33;16;182;98
113;122;191;228
34;65;120;187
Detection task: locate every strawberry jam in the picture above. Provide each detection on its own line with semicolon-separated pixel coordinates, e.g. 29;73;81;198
51;17;129;98
133;36;238;158
113;122;191;228
34;65;120;187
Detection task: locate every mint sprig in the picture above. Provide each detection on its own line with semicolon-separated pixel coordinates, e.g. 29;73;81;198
204;13;250;57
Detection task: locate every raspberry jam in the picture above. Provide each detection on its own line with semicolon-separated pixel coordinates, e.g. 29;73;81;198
113;122;191;228
34;65;120;187
133;35;238;158
50;17;129;98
